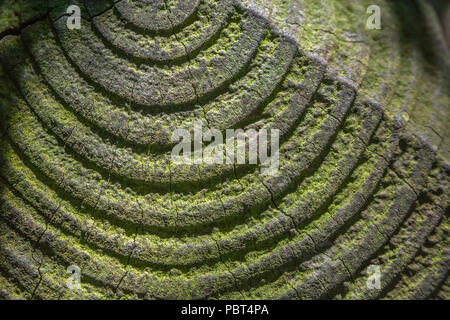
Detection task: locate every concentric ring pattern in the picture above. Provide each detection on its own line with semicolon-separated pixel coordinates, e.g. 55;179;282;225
0;0;448;299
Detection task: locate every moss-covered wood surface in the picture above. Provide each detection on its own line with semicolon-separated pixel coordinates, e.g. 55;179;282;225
0;0;448;299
